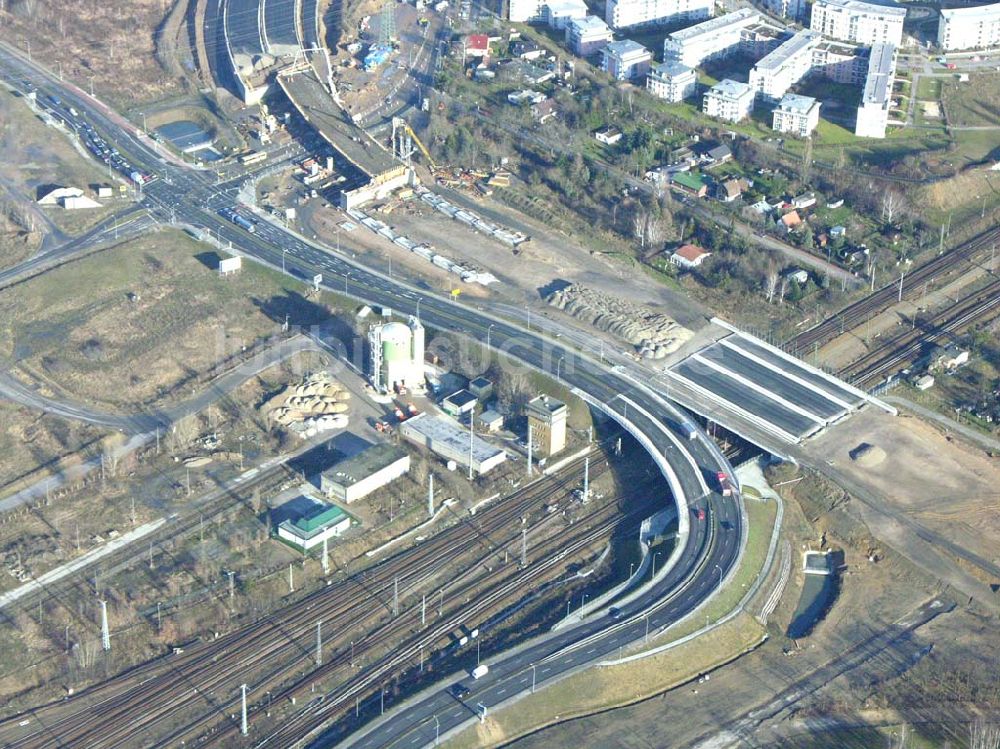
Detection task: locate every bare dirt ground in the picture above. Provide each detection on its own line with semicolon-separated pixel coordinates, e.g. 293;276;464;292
0;228;327;410
805;408;1000;574
0;0;185;107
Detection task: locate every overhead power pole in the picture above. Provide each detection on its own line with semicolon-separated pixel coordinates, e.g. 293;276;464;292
240;684;248;736
100;600;111;652
583;457;590;503
527;424;533;476
315;621;323;666
321;536;330;575
393;576;399;617
521;526;527;566
427;473;435;518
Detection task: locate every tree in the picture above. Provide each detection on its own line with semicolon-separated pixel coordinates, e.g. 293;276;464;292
632;208;647;250
881;189;907;226
764;268;780;304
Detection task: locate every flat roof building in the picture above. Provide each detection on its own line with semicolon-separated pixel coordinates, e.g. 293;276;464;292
320;443;410;503
772;93;821;136
275;491;352;551
809;0;905;46
855;41;896;137
442;389;479;417
601;39;653;80
566;15;614;56
748;29;822;102
400;412;507;475
526;394;567;457
647;61;697;102
664;8;759;68
546;0;588;27
605;0;713;30
703;78;755;122
938;3;1000;51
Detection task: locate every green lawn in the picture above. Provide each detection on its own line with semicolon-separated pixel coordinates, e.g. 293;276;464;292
916;76;943;100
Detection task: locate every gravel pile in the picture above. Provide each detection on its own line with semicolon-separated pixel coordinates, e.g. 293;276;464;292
546;284;692;359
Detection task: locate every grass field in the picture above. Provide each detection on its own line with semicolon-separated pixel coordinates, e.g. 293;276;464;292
0;228;337;410
0;87;124;243
941;72;1000;127
442;496;778;749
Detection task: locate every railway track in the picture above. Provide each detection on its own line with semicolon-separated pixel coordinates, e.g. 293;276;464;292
838;277;1000;386
0;452;625;749
788;225;1000;352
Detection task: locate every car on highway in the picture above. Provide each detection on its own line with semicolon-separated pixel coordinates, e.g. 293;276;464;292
449;683;470;700
696;508;706;521
608;606;624;620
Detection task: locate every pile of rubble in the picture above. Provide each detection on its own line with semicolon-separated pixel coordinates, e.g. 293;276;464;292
266;372;351;437
546;285;692;359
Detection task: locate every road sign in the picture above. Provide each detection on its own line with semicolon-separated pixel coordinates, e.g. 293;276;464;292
218;256;242;276
313;273;323;292
451;288;461;297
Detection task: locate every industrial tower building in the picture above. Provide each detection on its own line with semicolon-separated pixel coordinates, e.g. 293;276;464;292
369;316;426;393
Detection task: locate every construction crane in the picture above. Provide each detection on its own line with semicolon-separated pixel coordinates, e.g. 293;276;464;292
392;117;438;172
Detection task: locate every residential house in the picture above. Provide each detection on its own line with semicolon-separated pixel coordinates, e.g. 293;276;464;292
669;243;712;268
705;143;732;164
595;126;623;145
716;178;746;202
465;34;490;57
792;192;817;209
778;209;802;231
782;266;809;284
510;40;543;59
532;98;558;122
670;171;709;197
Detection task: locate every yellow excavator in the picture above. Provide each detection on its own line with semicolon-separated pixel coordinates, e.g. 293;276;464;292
393;117;438;172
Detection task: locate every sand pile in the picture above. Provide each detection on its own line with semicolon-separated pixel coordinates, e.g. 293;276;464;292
267;372;351;429
850;443;886;468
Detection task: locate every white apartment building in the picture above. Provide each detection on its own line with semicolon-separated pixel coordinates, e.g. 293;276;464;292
546;0;588;28
566;15;614;55
605;0;712;30
772;93;821;135
748;29;822;101
663;8;759;68
855;41;896;137
703;78;755;122
811;39;866;83
809;0;905;46
509;0;545;22
647;61;697;101
938;3;1000;50
762;0;805;21
601;39;653;80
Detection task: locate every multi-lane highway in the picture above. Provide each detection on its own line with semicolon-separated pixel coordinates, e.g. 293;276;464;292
0;44;747;749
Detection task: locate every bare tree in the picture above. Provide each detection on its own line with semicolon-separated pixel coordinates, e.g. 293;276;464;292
643;213;672;255
970;721;1000;749
881;190;906;225
632;208;647;250
764;269;780;304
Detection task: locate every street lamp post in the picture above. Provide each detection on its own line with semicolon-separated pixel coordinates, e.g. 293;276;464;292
416;297;422;320
652;551;662;576
530;663;536;693
714;563;723;587
486;323;495;349
282;248;288;274
434;715;440;746
556;355;565;379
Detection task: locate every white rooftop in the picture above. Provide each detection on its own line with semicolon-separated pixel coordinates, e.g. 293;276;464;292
777;93;819;113
570;14;611;32
547;0;587;13
862;42;896;104
652;60;694;77
753;29;821;71
817;0;906;17
605;39;649;56
668;7;759;41
710;78;752;98
940;3;1000;21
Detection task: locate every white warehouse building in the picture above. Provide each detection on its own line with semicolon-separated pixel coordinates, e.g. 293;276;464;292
647;61;697;101
605;0;713;30
855;41;896;138
938;3;1000;50
809;0;905;46
772;93;821;136
703;79;755;122
748;29;822;102
663;8;760;68
369;316;425;394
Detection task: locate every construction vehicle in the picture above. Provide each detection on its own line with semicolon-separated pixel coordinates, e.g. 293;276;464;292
392;117;438;171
